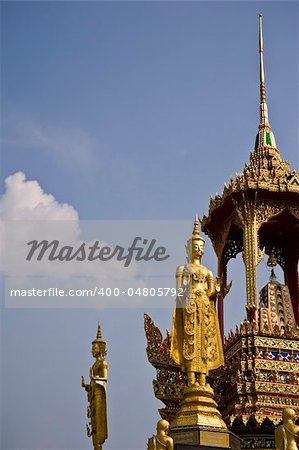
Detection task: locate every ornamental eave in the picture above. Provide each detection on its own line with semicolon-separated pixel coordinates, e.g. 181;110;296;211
202;169;299;236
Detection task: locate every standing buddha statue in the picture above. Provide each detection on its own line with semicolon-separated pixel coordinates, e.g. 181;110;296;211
170;215;224;387
82;321;108;450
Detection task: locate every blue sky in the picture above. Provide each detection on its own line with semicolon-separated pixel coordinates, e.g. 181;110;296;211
1;1;298;449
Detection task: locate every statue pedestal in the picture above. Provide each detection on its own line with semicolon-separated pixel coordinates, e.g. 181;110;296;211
171;383;226;429
171;427;241;449
170;384;241;449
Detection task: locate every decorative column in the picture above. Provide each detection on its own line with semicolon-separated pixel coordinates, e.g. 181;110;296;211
236;195;259;321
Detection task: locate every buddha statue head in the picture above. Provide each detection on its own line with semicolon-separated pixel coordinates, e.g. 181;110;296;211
92;321;107;358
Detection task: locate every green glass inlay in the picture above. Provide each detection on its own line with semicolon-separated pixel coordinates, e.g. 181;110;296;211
266;132;272;145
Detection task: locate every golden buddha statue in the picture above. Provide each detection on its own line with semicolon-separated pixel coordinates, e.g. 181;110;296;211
170;215;224;386
147;419;174;450
82;322;108;450
275;408;299;450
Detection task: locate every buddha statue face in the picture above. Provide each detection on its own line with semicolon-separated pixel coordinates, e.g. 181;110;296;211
92;341;106;358
192;239;205;260
92;342;101;357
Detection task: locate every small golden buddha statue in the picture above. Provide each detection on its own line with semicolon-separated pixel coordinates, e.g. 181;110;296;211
170;215;224;386
82;322;108;450
147;419;174;450
275;408;299;450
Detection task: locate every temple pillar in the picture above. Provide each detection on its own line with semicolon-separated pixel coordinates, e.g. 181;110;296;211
239;196;259;321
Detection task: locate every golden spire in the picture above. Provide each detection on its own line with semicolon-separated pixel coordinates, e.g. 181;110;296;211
97;321;102;339
92;320;106;344
259;15;266;109
254;14;277;151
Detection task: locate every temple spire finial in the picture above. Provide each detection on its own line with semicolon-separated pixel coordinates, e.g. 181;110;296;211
254;14;278;151
258;14;269;127
259;14;266;105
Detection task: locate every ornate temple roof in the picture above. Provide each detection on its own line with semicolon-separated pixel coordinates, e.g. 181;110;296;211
202;15;299;229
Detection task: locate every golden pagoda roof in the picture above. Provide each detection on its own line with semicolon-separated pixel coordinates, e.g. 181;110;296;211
202;15;299;228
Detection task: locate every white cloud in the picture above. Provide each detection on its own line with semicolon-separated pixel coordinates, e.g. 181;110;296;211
1;172;78;221
2;118;96;167
0;171;80;275
0;173;185;310
0;172;145;308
